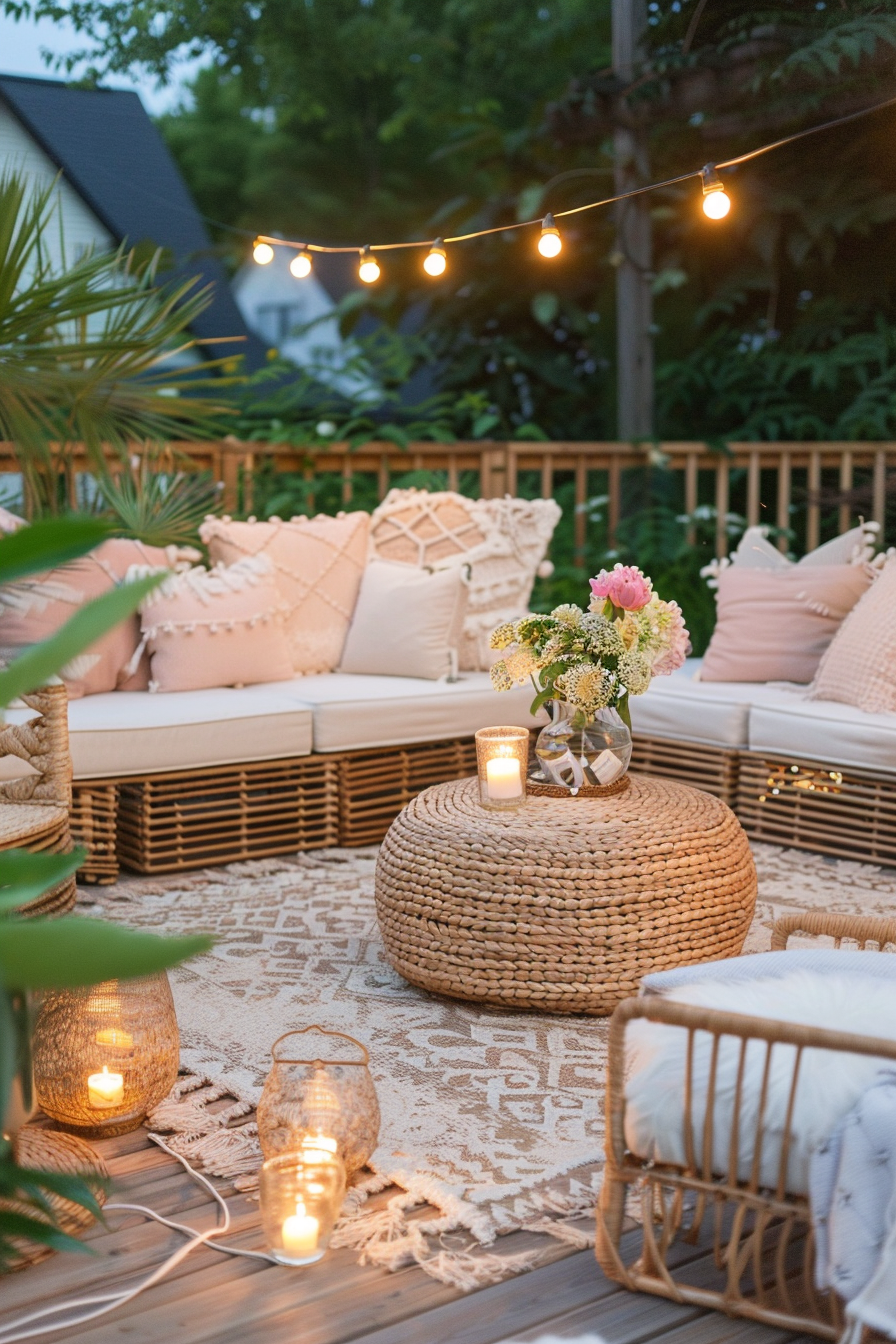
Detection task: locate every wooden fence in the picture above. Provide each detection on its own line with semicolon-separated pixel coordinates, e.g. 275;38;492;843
2;439;895;558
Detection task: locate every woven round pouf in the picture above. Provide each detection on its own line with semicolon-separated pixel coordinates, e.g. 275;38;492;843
375;774;757;1015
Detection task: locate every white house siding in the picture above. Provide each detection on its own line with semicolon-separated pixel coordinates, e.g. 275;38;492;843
0;100;114;266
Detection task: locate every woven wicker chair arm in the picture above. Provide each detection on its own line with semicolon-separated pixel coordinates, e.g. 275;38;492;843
0;682;72;809
771;910;896;951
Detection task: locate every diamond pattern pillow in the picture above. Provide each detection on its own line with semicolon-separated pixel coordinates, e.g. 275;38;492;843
368;489;561;670
200;511;369;674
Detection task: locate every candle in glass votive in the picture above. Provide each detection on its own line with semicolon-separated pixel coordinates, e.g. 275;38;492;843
486;755;522;800
87;1064;124;1109
301;1134;338;1163
281;1201;320;1259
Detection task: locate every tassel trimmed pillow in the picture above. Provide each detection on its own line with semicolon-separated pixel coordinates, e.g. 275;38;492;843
136;555;294;693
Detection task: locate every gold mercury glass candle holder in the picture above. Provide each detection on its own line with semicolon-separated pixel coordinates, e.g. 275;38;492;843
260;1149;346;1266
474;726;530;810
32;973;180;1138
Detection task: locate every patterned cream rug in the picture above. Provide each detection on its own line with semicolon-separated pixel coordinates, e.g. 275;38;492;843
78;842;896;1287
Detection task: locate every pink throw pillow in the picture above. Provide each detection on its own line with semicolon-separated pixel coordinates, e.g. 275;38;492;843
0;537;177;698
140;556;294;692
199;512;369;674
810;560;896;713
700;564;872;684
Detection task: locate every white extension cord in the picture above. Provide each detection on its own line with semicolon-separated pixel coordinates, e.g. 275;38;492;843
0;1134;279;1342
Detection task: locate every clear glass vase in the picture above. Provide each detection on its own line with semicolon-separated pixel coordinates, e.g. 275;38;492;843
530;702;632;794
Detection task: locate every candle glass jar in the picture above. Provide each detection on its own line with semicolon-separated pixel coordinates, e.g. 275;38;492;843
474;726;530;811
32;973;179;1138
260;1150;346;1266
257;1026;380;1175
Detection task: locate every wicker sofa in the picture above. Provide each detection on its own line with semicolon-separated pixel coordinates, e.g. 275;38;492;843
7;652;895;882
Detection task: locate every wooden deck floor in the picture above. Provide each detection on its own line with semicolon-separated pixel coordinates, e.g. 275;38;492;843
2;1124;824;1344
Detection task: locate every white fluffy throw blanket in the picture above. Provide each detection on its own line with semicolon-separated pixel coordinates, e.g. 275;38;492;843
624;971;896;1195
625;970;896;1336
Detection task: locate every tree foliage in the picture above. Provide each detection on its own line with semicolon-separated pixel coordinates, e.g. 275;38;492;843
8;0;896;443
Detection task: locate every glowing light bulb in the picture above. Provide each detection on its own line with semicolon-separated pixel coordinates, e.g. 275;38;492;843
423;240;447;277
537;213;562;258
701;165;731;220
358;246;381;284
253;240;275;265
290;249;312;278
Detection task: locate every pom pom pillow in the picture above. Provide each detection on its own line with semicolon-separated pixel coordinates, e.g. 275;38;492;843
139;555;293;693
200;512;369;674
0;537;184;698
368;489;560;671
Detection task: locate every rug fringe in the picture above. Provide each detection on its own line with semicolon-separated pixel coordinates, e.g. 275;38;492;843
147;1071;599;1289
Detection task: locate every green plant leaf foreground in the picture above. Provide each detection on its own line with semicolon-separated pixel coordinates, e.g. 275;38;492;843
0;518;114;584
0;919;212;989
0;849;85;914
0;574;163;708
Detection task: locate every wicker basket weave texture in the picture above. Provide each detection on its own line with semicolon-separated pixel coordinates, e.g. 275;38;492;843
375;774;757;1015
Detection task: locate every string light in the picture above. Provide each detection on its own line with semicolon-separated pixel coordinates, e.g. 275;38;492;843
290;247;312;278
537;213;562;258
423;240;447;276
358;246;381;284
245;95;896;271
701;166;731;220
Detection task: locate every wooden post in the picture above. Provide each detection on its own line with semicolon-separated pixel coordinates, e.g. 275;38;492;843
612;0;653;441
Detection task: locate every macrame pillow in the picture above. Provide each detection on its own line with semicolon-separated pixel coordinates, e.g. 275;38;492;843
368;489;561;671
810;558;896;713
0;537;186;698
199;512;369;674
138;555;293;693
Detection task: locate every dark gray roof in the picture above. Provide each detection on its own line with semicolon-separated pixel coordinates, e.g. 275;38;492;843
0;72;267;371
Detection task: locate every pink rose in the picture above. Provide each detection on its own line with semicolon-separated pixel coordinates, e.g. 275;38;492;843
589;565;653;612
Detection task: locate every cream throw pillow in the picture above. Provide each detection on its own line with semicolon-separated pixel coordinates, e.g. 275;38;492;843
200;512;369;674
139;555;293;693
339;562;469;681
810;559;896;713
700;564;873;684
368;489;560;671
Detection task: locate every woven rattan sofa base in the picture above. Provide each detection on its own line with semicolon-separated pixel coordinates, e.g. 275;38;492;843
70;784;120;884
595;911;896;1340
738;749;896;865
629;735;739;807
332;737;479;847
114;757;340;875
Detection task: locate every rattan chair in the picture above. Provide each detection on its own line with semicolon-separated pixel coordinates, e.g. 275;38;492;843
596;911;896;1341
0;682;76;916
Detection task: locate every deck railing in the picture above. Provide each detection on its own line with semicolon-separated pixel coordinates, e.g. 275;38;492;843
2;439;894;558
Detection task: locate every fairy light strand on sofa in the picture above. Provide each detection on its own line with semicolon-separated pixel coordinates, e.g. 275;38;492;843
249;92;896;280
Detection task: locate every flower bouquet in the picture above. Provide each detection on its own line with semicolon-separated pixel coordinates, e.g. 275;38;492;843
489;565;689;792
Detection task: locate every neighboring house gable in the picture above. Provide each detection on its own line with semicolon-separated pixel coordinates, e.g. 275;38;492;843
0;72;267;370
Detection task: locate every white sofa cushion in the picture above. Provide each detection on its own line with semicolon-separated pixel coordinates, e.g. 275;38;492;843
628;659;805;750
65;686;314;779
279;671;543;753
749;694;896;776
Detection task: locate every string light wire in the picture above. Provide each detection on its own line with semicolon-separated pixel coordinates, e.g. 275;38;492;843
252;91;896;260
0;1134;278;1344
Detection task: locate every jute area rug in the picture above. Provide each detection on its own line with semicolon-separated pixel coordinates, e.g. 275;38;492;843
78;842;896;1289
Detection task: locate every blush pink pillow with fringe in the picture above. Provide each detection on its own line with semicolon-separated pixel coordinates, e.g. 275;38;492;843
700;564;872;684
140;555;294;693
0;537;181;698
